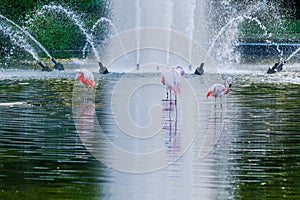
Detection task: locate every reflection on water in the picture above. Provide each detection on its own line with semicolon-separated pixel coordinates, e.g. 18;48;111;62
0;70;299;199
161;99;180;151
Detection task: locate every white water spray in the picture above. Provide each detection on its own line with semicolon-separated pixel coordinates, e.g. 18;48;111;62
286;47;300;62
186;0;196;62
135;0;141;65
0;22;39;61
163;0;174;66
30;4;101;62
0;14;51;60
82;17;118;58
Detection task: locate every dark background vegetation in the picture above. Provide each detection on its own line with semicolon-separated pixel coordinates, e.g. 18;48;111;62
0;0;110;60
0;0;298;61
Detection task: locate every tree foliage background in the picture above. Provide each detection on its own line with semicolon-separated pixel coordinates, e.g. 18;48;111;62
0;0;110;60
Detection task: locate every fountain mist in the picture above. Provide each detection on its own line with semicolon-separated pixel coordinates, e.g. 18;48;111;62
0;14;52;61
82;17;118;58
27;4;101;62
106;0;290;70
0;22;39;61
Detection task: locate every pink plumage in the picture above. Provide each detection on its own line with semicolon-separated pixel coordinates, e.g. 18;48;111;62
206;77;233;107
161;66;185;96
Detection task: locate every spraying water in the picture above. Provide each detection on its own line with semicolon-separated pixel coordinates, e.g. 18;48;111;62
186;0;196;62
82;17;118;58
28;4;101;62
286;47;300;62
135;0;141;65
105;0;293;69
0;22;39;61
0;14;51;60
162;0;174;65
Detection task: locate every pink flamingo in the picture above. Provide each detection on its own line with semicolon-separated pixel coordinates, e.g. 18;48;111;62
161;66;185;102
75;69;95;101
206;77;233;108
76;68;95;89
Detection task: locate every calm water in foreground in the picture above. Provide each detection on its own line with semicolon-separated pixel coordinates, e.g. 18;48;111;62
0;64;299;199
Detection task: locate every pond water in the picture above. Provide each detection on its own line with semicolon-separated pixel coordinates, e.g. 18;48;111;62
0;64;299;199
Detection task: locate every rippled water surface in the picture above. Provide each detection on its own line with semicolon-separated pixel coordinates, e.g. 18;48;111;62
0;65;299;199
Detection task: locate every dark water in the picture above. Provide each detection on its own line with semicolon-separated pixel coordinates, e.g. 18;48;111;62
0;68;299;199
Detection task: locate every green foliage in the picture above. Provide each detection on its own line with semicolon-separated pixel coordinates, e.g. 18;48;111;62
0;0;110;59
26;13;86;55
240;19;300;39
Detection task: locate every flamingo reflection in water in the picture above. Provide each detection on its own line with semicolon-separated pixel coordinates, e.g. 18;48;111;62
198;110;225;159
161;95;181;153
75;102;96;159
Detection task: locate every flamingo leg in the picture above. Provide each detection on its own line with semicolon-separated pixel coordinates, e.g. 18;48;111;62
214;97;217;108
175;95;178;134
169;89;172;106
166;88;169;99
83;87;88;102
220;96;223;109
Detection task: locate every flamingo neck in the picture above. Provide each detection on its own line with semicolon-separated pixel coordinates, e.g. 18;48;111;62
224;86;230;94
78;74;85;82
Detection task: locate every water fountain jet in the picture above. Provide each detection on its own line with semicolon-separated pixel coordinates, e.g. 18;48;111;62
267;47;300;74
30;4;108;73
98;61;109;74
0;14;64;71
35;5;100;60
37;60;52;71
82;17;118;58
194;63;204;75
51;57;64;71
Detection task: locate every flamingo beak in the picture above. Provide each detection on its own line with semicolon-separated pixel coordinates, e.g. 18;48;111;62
229;83;232;88
206;91;212;98
161;76;165;85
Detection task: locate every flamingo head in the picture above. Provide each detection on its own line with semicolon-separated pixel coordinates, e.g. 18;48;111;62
161;75;165;85
226;77;233;88
176;66;185;76
75;70;84;80
206;90;213;98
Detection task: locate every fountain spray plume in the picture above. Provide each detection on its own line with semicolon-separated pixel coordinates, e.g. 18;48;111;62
83;17;118;57
0;14;51;58
135;0;141;66
33;4;106;72
204;1;268;63
0;21;52;71
162;0;174;66
204;0;288;65
0;14;61;71
83;17;117;74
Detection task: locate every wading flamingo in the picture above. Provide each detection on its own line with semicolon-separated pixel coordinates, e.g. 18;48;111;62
206;77;233;108
76;68;94;89
161;66;185;103
75;68;95;101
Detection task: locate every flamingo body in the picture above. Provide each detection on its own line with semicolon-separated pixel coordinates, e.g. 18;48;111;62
206;84;229;98
76;69;94;89
206;77;233;107
162;66;184;96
